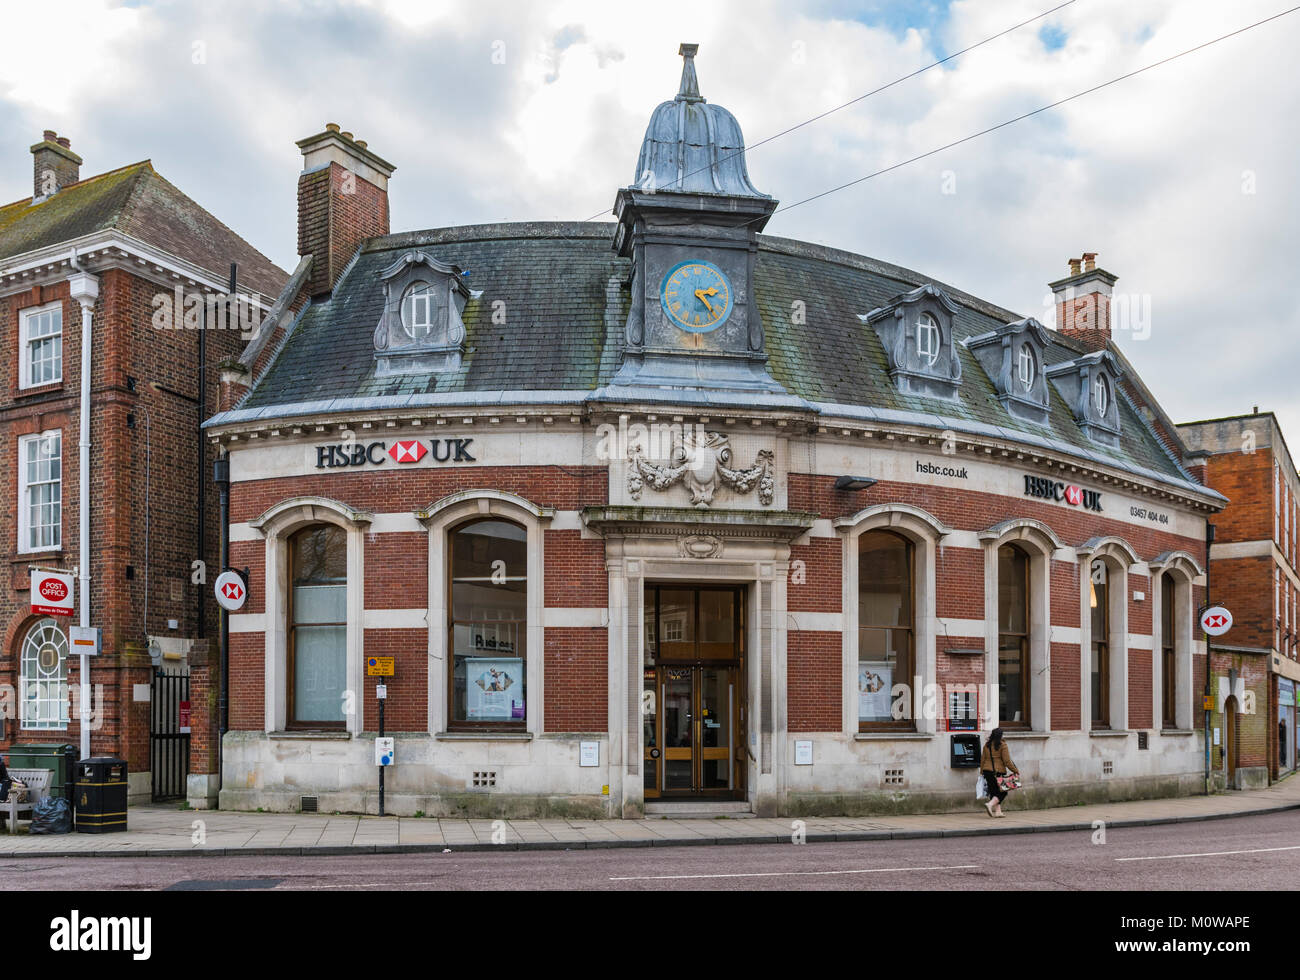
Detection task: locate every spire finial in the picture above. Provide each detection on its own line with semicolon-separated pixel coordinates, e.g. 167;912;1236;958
676;43;704;103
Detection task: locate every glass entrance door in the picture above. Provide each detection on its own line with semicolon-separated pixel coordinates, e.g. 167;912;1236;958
643;586;744;799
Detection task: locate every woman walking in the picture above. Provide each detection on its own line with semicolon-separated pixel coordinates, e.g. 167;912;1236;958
980;728;1019;817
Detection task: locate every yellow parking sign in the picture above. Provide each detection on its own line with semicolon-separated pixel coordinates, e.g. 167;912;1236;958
367;657;394;676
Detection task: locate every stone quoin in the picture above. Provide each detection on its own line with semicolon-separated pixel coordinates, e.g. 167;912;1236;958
202;46;1226;818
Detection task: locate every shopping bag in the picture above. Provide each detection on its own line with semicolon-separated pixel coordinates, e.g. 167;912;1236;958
975;773;988;800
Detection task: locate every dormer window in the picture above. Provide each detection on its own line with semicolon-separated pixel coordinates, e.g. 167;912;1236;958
1017;342;1036;391
966;317;1050;425
373;251;474;377
1046;349;1123;445
860;283;963;400
917;314;940;365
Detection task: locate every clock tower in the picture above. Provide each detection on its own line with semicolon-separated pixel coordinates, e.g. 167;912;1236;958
603;44;793;400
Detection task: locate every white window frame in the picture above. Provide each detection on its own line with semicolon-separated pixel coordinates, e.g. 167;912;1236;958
400;281;436;340
1093;373;1110;417
19;301;63;389
916;313;940;366
18;429;62;553
1017;342;1036;391
20;618;69;731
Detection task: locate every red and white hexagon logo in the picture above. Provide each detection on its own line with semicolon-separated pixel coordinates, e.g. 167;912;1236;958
388;440;427;464
1063;485;1083;506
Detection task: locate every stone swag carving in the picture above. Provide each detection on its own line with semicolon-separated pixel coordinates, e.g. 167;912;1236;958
628;431;774;508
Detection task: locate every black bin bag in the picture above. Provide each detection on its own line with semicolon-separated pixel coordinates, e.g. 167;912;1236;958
29;796;72;835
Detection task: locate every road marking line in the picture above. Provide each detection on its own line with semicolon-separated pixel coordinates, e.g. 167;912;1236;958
1116;844;1300;862
610;864;978;881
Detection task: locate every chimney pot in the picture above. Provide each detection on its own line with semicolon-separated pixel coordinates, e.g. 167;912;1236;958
296;125;395;298
354;139;367;148
31;131;82;200
1050;253;1117;352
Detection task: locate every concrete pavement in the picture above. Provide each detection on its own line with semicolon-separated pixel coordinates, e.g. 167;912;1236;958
3;774;1298;858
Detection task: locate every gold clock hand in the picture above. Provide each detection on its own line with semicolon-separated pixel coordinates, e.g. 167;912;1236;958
694;288;714;314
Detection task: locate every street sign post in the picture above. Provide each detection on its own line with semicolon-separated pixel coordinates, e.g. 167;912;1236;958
366;657;394;676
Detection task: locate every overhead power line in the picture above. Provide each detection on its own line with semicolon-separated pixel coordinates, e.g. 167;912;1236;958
582;0;1078;220
768;5;1300;221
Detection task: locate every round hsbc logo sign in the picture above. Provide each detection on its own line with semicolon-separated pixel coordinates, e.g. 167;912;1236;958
1023;474;1103;512
214;570;248;612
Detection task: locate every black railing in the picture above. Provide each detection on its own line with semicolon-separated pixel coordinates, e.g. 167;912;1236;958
150;670;191;801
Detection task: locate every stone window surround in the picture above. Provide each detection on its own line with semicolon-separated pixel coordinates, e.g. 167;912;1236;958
1148;550;1203;733
978;518;1062;732
417;490;552;737
1078;535;1139;730
835;503;949;735
250;496;372;735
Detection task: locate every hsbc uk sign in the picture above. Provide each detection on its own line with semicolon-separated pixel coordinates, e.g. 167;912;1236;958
1023;474;1103;512
316;438;475;469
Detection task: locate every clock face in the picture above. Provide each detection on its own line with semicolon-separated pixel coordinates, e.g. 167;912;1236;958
660;260;733;333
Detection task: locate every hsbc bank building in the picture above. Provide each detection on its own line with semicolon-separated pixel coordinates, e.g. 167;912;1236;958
200;47;1224;817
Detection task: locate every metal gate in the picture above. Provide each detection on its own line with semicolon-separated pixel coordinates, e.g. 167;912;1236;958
150;669;191;801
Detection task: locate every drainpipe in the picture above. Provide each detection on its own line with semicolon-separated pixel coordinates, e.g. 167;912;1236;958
214;452;231;792
68;267;98;763
1204;522;1215;796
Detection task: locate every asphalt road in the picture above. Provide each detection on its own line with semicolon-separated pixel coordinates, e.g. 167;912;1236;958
3;809;1299;891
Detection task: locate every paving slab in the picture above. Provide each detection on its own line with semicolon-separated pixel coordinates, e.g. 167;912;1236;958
4;774;1296;858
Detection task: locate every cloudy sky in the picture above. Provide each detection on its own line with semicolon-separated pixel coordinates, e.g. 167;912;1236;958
2;0;1297;441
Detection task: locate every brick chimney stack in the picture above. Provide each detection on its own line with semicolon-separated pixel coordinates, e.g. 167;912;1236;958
31;130;82;200
296;123;395;298
1049;252;1117;352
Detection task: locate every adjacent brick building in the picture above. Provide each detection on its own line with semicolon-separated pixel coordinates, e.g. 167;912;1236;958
0;131;285;800
204;48;1226;818
1179;411;1300;786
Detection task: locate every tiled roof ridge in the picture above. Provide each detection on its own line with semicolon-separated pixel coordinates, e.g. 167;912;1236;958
131;166;285;289
0;158;152;215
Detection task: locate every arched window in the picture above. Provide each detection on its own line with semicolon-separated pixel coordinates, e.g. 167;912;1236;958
1093;373;1110;416
1017;342;1036;391
916;313;940;366
858;530;914;730
400;282;437;340
997;544;1030;727
1161;574;1177;729
288;524;348;727
21;618;68;730
449;518;528;728
1090;559;1110;728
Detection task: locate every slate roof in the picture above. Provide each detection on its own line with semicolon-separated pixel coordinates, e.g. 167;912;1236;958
0;161;286;298
224;220;1205;493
